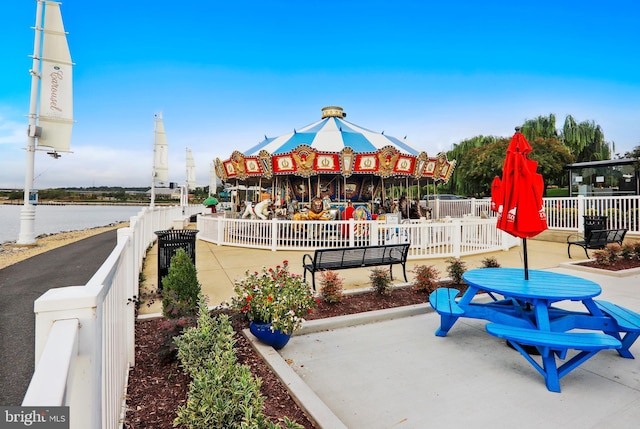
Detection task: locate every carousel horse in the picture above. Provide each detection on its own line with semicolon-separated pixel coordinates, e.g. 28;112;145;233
241;199;273;220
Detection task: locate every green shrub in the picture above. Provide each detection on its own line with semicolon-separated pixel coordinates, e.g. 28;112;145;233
174;296;303;429
319;270;344;303
445;258;467;285
411;265;440;293
480;256;501;268
174;296;234;376
620;243;635;260
162;248;201;319
593;244;621;266
633;241;640;260
175;355;265;429
369;267;392;296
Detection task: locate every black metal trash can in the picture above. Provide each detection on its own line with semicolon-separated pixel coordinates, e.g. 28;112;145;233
583;215;607;240
155;229;199;291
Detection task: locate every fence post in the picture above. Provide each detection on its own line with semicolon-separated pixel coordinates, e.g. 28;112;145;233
577;195;585;232
452;220;462;258
271;218;278;251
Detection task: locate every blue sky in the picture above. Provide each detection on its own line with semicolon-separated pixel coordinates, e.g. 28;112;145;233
1;0;639;189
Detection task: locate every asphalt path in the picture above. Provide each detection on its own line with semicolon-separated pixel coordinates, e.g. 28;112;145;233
0;230;117;406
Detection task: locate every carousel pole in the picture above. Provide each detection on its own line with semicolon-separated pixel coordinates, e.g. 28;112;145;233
343;176;346;202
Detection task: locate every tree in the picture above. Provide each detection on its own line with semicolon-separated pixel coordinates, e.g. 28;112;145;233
561;115;612;162
445;135;500;195
624;145;640;159
457;137;574;197
521;114;558;142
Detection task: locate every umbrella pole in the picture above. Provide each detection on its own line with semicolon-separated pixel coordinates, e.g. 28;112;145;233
523;238;529;280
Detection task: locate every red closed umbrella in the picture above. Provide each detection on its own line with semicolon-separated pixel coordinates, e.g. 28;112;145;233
492;129;548;279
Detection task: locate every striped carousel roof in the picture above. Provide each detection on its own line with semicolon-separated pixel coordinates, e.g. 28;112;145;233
244;106;420;156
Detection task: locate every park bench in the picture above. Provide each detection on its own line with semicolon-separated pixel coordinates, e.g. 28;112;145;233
302;243;410;291
485;323;621;392
566;228;627;259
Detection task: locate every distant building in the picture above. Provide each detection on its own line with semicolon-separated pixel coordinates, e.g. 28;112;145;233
564;158;639;197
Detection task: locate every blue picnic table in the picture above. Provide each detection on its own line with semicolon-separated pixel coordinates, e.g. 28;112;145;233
429;268;640;392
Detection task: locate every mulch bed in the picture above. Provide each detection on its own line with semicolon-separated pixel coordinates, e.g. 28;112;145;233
124;285;450;429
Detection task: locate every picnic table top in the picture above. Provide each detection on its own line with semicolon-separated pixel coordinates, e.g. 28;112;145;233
462;268;602;302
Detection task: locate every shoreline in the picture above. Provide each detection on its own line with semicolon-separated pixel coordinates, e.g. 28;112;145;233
0;222;128;270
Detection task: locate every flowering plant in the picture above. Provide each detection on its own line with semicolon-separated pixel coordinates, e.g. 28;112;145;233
232;260;318;334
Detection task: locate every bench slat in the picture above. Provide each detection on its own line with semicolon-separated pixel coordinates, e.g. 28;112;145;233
486;324;621;350
486;323;621;392
595;300;640;332
429;288;464;316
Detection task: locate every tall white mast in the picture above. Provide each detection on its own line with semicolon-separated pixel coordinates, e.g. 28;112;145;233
18;1;74;244
151;113;168;207
17;1;45;245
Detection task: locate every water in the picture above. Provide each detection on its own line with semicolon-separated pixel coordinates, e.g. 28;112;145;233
0;204;145;244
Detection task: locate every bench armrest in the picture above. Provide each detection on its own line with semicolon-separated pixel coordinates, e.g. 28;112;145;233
302;253;314;267
566;233;584;243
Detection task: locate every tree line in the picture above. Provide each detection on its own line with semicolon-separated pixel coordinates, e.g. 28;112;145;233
439;113;639;198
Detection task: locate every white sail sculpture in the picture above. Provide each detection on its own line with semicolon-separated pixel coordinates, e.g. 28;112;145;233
186;148;196;191
37;1;74;152
150;113;169;207
18;1;74;245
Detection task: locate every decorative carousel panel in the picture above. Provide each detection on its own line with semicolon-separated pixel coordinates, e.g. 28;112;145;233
292;145;317;177
422;153;457;183
222;159;238;179
315;153;340;173
393;155;415;176
413;152;428;179
358;177;377;201
312;177;337;200
353;154;379;173
340;147;355;177
290;177;312;200
229;151;248;180
259;150;273;179
244;157;263;176
376;146;400;178
215;158;227;182
273;154;297;174
344;177;363;201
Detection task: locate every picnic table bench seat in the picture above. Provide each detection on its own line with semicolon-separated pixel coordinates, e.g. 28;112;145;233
429;288;464;336
595;300;640;358
302;243;410;290
486;323;621;392
567;228;627;259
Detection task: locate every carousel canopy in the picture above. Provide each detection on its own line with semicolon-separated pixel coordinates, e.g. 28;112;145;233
244;106;420;156
215;106;456;184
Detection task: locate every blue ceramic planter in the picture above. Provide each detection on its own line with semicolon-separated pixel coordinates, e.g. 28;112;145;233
249;321;291;349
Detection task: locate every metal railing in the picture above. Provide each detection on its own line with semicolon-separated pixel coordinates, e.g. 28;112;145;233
22;204;203;429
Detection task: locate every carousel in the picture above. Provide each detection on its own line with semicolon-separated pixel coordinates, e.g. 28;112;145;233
215;106;456;222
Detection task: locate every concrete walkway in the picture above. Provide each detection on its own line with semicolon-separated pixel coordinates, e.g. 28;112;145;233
139;236;640;428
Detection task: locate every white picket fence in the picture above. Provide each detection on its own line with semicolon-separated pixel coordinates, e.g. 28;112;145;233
21;194;640;429
197;215;518;259
21;204;203;429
